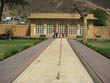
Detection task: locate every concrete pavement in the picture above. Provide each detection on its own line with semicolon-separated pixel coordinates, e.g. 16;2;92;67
68;38;110;83
13;39;94;83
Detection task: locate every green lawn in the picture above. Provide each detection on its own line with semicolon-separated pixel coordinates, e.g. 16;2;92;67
0;39;45;61
85;40;110;59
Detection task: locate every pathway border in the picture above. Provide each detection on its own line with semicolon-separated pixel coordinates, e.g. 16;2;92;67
0;39;54;83
67;38;110;83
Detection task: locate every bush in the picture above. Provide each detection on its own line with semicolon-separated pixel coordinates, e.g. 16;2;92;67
11;36;47;40
4;49;19;59
0;55;4;61
23;46;31;50
77;36;83;38
0;34;7;39
0;34;8;36
40;35;46;37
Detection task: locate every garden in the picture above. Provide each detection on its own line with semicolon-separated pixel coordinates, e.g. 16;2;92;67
0;39;46;61
85;40;110;59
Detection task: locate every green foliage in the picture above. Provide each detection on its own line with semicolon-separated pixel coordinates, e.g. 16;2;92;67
91;8;107;26
0;55;4;61
20;15;27;19
4;49;19;59
40;35;46;38
4;28;14;39
0;39;45;61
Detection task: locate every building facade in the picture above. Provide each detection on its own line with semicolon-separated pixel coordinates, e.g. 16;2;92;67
28;13;97;38
1;13;109;40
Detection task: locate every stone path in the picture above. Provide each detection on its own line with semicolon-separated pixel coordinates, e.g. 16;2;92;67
68;39;110;83
13;39;94;83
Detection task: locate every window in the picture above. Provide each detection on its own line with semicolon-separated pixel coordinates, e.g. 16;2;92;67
58;24;66;34
47;24;55;35
68;24;76;34
36;24;43;35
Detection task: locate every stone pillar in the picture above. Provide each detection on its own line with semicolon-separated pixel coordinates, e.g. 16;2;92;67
43;24;47;35
56;23;58;33
77;24;80;36
88;21;94;39
30;20;36;37
66;24;69;37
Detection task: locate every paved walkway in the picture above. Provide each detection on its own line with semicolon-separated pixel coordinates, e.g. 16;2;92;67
13;39;94;83
68;39;110;83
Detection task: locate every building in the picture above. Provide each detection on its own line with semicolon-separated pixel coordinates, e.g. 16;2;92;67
0;13;110;39
28;13;97;38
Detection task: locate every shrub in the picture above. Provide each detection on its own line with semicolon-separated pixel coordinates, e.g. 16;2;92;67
91;8;107;26
4;49;19;59
0;55;4;61
23;46;31;50
40;35;46;37
0;34;8;36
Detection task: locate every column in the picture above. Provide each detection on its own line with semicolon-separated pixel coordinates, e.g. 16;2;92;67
30;20;36;37
88;21;94;39
77;24;80;36
66;23;69;37
56;23;58;33
43;24;47;35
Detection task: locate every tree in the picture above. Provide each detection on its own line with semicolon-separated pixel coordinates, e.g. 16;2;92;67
91;8;107;26
4;28;14;39
73;1;89;43
0;0;29;22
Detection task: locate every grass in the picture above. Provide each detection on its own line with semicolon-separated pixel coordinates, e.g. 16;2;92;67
85;40;110;59
0;39;46;61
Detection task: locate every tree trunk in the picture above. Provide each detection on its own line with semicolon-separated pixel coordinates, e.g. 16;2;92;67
83;16;88;43
0;0;5;22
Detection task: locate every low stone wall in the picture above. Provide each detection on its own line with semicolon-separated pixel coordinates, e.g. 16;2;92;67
0;24;29;37
94;26;110;39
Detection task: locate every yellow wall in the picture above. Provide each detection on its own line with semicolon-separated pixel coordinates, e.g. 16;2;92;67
0;24;110;39
30;20;36;37
0;24;29;37
0;24;12;34
88;21;94;39
94;26;110;38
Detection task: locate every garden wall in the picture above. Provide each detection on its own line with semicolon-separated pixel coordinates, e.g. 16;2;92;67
0;24;30;37
94;26;110;39
0;24;110;39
